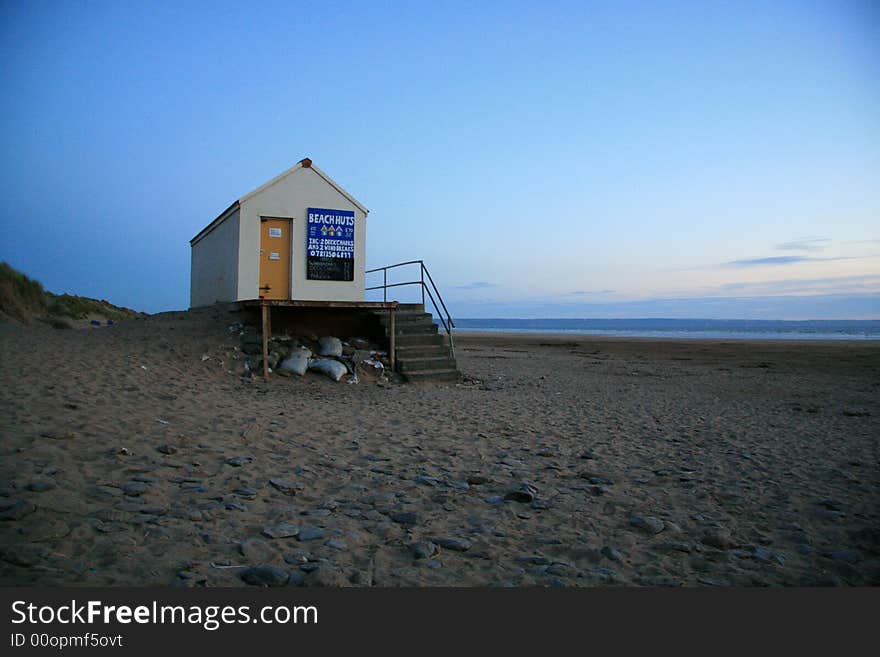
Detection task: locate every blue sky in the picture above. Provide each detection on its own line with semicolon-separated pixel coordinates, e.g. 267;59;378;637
1;0;878;318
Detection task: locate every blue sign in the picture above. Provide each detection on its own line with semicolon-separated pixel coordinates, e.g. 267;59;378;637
306;208;355;281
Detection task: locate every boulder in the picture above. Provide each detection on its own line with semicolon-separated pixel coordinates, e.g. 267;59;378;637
318;336;343;357
308;359;348;382
278;347;311;376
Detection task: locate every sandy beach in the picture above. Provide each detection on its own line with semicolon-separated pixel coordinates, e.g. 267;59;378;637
1;307;878;587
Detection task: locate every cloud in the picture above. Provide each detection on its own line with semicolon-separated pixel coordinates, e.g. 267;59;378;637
455;281;496;290
569;289;615;296
775;237;830;252
718;274;880;296
723;255;852;267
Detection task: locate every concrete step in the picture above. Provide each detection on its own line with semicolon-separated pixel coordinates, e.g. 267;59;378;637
395;332;446;347
395;344;451;359
402;368;462;383
393;323;438;335
398;356;458;372
370;304;461;383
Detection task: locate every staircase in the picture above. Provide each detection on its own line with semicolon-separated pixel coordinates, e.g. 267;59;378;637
375;304;461;382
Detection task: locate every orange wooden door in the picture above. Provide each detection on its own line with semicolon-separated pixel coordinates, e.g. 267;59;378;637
259;218;291;299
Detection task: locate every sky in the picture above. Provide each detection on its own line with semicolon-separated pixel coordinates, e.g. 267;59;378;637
1;0;878;319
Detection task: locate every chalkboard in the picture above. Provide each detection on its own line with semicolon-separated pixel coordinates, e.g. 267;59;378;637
306;208;355;281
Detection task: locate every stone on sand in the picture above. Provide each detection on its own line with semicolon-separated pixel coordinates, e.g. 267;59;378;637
240;566;290;587
297;528;325;542
25;480;56;493
630;515;665;534
391;511;419;526
122;482;147;497
431;537;471;551
701;529;737;550
504;482;538;503
410;541;438;559
262;523;300;539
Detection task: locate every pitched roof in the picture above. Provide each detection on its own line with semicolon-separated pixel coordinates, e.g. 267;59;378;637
190;158;368;245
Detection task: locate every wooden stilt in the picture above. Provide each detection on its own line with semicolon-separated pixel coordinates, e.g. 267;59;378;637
261;302;270;380
389;307;396;373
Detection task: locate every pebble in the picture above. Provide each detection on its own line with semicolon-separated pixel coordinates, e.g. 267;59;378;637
515;555;550;565
504;483;538;503
425;560;443;569
601;546;624;563
283;550;312;565
431;537;471;551
411;541;439;559
701;529;736;550
269;478;299;496
750;546;785;565
655;541;692;553
302;508;332;517
0;544;50;567
25;480;56;493
391;511;419;526
297;528;325;542
467;475;490;485
157;444;178;455
485;496;505;505
226;456;253;467
240;566;290;587
825;550;860;564
587;475;614;486
122;482;147;497
629;515;665;534
546;562;577;577
225;500;247;512
326;539;347;551
262;523;300;539
233;486;257;499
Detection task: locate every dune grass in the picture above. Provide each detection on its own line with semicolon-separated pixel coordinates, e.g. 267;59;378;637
0;261;143;324
0;261;48;320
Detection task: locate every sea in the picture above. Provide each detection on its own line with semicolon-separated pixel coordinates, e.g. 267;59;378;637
454;318;880;341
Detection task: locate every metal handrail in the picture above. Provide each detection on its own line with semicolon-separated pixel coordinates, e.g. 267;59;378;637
366;260;455;358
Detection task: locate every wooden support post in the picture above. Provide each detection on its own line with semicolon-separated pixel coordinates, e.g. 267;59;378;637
389;307;396;373
261;302;270;380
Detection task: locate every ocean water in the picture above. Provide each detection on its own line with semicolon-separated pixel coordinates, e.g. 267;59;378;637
454;318;880;341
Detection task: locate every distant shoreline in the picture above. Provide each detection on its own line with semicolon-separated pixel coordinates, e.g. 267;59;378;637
455;329;880;345
452;318;880;341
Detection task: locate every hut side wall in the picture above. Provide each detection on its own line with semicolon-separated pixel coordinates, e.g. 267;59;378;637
190;208;240;307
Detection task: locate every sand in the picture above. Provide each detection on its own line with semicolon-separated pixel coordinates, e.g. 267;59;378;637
1;307;878;587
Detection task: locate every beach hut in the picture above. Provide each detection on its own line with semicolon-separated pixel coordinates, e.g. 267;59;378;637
189;157;460;382
190;157;368;306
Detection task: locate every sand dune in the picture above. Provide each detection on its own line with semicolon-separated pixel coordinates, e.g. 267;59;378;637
1;307;878;586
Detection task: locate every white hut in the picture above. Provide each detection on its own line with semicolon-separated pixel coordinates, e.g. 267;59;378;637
190;158;368;307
